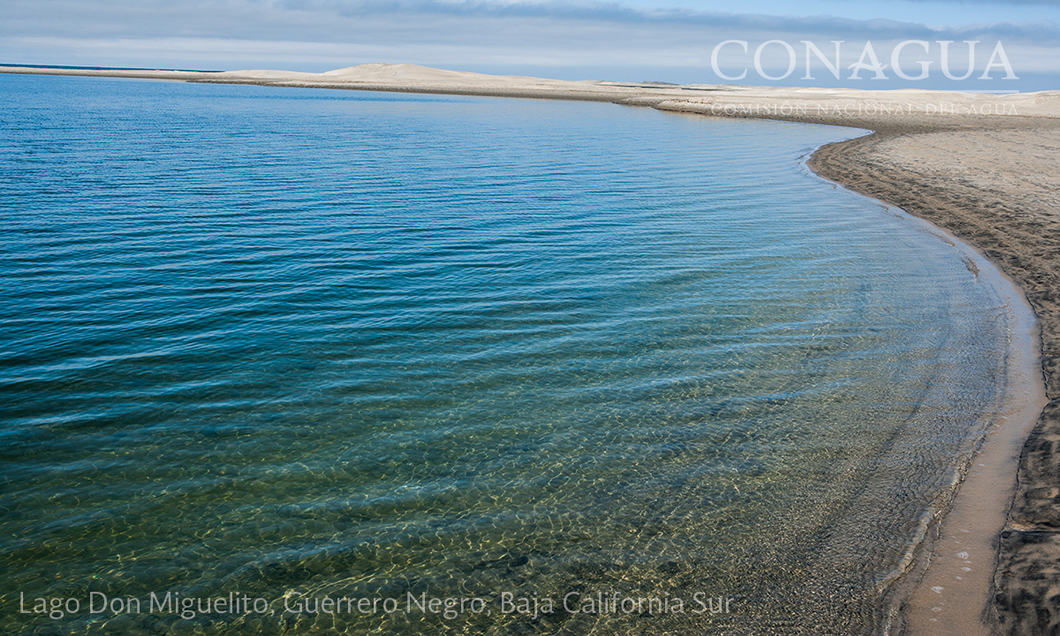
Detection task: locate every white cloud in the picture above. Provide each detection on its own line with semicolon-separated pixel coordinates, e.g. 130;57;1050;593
2;0;1057;88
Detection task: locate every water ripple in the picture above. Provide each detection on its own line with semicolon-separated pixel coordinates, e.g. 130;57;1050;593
0;75;1009;635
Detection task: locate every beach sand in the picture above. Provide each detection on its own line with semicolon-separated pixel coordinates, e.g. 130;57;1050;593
3;63;1059;634
807;121;1060;636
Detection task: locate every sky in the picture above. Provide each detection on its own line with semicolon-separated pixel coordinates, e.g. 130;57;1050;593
3;0;1059;91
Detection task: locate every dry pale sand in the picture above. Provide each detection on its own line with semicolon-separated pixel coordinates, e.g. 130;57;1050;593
3;63;1060;635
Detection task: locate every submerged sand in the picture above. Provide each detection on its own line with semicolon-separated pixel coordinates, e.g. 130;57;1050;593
808;119;1059;636
3;63;1059;634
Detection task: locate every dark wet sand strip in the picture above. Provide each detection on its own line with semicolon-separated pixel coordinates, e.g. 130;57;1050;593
807;123;1060;635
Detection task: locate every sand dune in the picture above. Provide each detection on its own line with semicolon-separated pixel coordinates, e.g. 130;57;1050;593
4;63;1058;118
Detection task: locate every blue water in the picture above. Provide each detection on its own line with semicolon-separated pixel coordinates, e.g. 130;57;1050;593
0;74;1009;634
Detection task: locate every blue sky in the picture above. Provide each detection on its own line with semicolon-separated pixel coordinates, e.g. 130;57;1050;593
3;0;1058;90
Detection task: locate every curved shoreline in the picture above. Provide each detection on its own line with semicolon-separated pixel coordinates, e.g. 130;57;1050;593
805;148;1048;634
806;124;1059;635
3;64;1058;633
798;129;1050;633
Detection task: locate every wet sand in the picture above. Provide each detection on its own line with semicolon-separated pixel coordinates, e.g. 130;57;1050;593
3;63;1059;634
807;123;1060;635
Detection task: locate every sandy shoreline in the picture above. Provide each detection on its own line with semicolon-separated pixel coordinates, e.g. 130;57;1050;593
3;63;1059;634
807;123;1060;635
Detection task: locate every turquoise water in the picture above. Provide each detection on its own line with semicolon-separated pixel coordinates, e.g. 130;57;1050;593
0;74;1009;634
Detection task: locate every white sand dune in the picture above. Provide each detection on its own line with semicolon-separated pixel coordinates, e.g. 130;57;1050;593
3;62;1058;118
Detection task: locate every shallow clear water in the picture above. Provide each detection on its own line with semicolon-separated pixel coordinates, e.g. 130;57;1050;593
0;74;1009;634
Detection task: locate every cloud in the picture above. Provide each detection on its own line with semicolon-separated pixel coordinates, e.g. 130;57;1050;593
5;0;1055;41
1;0;1057;87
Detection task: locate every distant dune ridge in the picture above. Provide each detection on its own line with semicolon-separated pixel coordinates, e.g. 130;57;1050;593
2;61;1060;634
216;63;538;83
216;64;1060;123
5;62;1058;118
320;62;546;82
